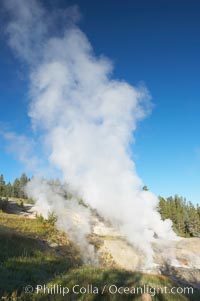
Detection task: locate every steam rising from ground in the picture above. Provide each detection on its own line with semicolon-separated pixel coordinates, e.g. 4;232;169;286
25;177;96;264
3;0;176;264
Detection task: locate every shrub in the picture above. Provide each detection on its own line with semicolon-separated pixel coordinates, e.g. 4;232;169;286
35;213;45;223
0;198;9;212
47;211;58;226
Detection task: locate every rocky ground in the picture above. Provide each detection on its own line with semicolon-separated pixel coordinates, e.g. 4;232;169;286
95;225;200;289
7;199;200;290
89;213;200;290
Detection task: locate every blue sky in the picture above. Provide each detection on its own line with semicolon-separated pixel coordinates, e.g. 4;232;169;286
0;0;200;203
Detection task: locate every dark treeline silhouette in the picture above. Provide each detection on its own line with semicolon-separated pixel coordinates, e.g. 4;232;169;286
0;173;29;199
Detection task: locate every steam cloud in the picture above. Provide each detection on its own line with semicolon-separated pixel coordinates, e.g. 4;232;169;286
3;0;176;264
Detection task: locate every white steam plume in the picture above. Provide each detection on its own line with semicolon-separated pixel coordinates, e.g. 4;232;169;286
3;0;176;263
25;177;96;264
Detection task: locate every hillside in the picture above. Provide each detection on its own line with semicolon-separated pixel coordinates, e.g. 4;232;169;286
0;199;200;301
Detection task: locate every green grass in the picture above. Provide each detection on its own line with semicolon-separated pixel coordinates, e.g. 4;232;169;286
0;211;199;301
0;211;81;299
23;267;199;301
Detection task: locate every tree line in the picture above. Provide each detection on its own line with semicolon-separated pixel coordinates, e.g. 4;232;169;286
0;173;29;199
158;195;200;237
1;174;200;237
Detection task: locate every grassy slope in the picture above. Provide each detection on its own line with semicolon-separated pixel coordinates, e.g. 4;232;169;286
0;204;199;301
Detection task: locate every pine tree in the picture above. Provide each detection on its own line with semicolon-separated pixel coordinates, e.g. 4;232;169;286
12;178;20;198
187;202;200;237
0;174;6;197
19;173;28;198
158;197;168;220
5;182;13;197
